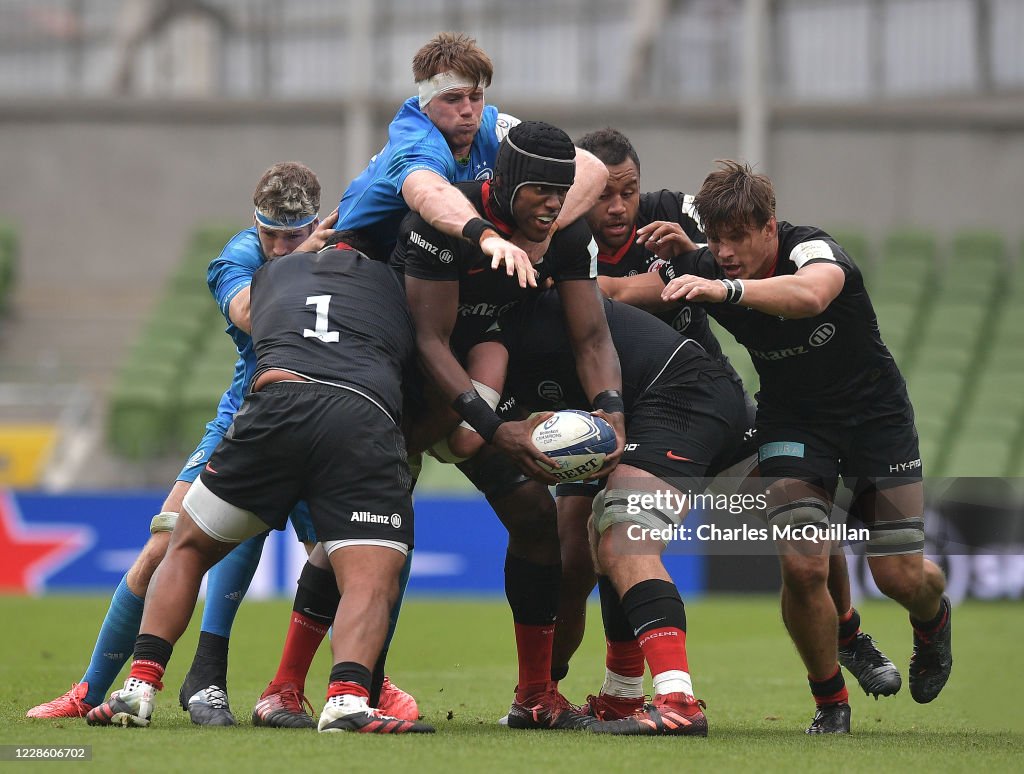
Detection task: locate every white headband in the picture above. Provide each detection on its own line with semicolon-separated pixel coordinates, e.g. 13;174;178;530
417;71;484;108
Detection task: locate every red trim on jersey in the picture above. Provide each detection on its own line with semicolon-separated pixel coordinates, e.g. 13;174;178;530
480;181;515;236
331;241;353;252
597;226;637;266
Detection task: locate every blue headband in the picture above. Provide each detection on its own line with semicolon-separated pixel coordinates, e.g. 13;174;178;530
254;208;318;230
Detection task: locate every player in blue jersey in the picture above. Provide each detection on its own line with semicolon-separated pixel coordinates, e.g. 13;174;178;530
27;163;326;725
252;33;611;729
336;32;607;268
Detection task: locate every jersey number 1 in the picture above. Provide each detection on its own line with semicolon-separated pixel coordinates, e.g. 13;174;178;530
303;295;340;342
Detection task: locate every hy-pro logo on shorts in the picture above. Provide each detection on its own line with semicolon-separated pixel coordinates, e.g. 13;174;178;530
888;458;922;473
809;323;836;347
351;511;400;528
538;380;564;403
184;450;206;469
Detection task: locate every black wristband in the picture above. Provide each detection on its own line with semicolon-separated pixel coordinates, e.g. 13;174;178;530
462;217;497;246
451;390;505;443
592;389;625;415
719;278;745;304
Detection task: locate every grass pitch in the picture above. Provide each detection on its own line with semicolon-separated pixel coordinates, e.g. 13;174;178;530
1;595;1021;772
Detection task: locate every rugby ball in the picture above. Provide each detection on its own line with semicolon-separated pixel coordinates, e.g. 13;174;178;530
531;410;617;482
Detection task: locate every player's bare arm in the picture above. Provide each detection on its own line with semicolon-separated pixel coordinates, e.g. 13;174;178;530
662;261;846;319
597;272;675;313
556;147;608;228
227;287;252;334
402;169;537;288
635;220;698;260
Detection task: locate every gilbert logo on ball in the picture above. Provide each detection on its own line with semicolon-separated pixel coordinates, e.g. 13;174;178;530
531;410;617;482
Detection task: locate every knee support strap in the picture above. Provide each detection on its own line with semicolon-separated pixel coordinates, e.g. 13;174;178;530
765;497;830;529
866;517;925;557
150;511;178;534
593;488;679;536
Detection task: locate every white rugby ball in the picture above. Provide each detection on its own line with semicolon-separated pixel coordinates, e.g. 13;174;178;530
531;410;617;482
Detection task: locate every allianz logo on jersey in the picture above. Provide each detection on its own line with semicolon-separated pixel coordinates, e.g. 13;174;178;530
749;323;837;361
410;231;439;255
351;511;403;528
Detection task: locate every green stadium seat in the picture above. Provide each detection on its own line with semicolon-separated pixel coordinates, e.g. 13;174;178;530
107;380;177;460
0;220;19;315
107;221;245;461
873;228;937;296
825;226;873;278
942;226;1007;298
174;373;231;455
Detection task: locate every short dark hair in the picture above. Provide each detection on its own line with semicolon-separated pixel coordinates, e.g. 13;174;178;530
692;160;775;240
576;127;640;172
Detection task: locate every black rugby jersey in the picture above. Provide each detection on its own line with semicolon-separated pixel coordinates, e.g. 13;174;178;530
660;221;905;421
249;247;414;422
391;180;597;356
596;190;731;368
502;290;717;417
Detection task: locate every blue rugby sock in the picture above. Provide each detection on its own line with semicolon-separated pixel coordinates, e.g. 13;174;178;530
80;574;144;707
199;531;268;639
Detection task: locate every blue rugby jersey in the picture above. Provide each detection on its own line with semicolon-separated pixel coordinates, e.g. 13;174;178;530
203;226;265;431
337;96;518;254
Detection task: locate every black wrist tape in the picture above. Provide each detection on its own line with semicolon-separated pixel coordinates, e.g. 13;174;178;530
593;389;625;415
452;390;504;443
462;217;497;246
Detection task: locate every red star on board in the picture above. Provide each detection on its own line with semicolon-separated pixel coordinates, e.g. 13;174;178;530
0;492;92;594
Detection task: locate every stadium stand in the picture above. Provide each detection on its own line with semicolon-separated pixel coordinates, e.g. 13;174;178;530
0;220;18;316
868;228;938;366
106;224;237;460
939;234;1022;477
903;229;1008;476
